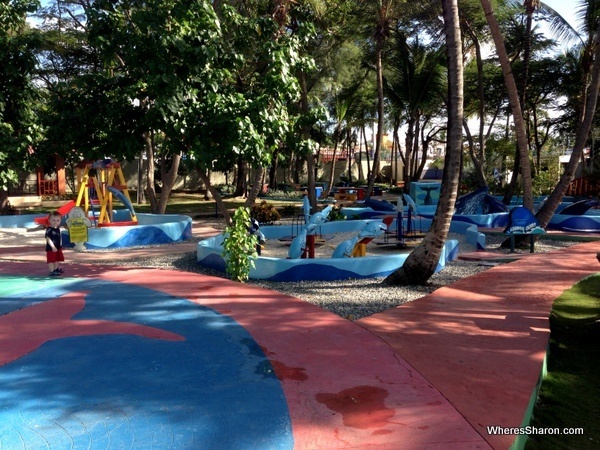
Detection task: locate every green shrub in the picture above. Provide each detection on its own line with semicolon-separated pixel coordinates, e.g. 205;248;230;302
261;189;304;199
222;207;258;283
280;204;299;217
328;205;346;221
250;201;281;224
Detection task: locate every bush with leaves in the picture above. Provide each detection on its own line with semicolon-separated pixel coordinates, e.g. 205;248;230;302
250;201;281;224
222;207;258;283
327;205;346;221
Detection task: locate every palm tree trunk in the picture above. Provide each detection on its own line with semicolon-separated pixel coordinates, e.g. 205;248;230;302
480;0;533;211
323;125;341;198
299;70;317;207
384;0;463;285
366;44;385;198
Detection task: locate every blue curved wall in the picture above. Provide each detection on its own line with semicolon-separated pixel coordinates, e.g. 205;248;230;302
63;213;193;249
197;221;459;282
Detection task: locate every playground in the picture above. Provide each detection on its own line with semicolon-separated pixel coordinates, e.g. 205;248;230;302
1;223;599;448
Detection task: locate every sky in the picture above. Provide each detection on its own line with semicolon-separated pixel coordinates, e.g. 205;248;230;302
542;0;582;32
544;0;577;24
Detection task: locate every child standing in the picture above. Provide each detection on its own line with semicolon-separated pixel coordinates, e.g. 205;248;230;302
45;211;65;276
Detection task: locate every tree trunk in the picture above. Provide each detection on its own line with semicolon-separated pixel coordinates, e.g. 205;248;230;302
384;0;463;285
323;126;341;198
363;125;371;180
0;190;10;214
463;119;487;186
366;43;385;198
143;131;158;213
234;158;247;197
268;148;279;189
155;151;181;214
480;0;533;211
299;70;317;208
244;166;265;207
198;169;232;226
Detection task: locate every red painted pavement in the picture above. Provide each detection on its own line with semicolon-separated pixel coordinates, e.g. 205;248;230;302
357;241;600;449
2;226;598;448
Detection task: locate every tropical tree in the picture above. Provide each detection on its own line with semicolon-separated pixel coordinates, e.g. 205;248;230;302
479;0;534;210
536;1;600;228
181;2;313;223
385;0;463;285
384;32;447;187
358;0;403;198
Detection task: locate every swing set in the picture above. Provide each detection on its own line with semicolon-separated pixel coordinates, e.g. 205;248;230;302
75;159;138;227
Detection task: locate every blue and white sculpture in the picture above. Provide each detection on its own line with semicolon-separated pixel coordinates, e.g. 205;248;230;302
331;221;386;258
308;205;332;227
288;223;317;259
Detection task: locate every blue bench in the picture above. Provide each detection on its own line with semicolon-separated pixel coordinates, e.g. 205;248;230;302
503;206;546;253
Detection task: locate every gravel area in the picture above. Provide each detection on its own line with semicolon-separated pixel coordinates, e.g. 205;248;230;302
0;218;579;321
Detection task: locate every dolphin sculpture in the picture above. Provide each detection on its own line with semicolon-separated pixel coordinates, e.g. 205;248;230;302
303;195;311;224
332;221;386;258
358;221;387;240
331;236;360;258
288;223;317;259
308;205;332;229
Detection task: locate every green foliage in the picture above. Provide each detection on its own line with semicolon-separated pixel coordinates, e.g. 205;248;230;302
222;207;257;283
250;201;281;224
327;205;345;221
261;189;304;199
532;170;557;197
526;274;600;449
279;204;299;217
1;0;43;189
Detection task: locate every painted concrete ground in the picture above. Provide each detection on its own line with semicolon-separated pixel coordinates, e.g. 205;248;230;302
0;262;487;449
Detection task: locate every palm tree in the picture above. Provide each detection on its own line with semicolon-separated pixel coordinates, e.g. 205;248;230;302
362;0;401;198
479;0;534;211
384;33;447;187
536;1;600;228
384;0;463;285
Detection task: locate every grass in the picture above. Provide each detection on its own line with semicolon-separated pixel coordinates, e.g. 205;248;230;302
18;192;305;218
525;274;600;449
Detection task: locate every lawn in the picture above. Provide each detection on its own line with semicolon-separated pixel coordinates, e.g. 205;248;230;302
525;274;600;449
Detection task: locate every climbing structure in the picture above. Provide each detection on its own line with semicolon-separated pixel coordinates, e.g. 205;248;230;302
75;159;137;227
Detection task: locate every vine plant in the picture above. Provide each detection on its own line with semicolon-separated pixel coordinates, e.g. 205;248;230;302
222;207;258;282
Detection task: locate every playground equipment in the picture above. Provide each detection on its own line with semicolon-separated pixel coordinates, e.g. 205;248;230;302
34;200;76;227
75;159;137;227
198;219;459;282
331;221;387;258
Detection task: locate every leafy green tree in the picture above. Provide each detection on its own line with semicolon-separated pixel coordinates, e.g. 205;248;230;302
0;0;42;212
181;2;314;223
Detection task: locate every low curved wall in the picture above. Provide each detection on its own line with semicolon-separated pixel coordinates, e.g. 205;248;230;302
0;213;46;229
64;212;193;249
197;220;459;282
0;211;193;249
341;206;509;228
548;212;600;233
